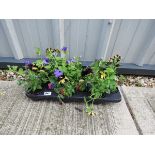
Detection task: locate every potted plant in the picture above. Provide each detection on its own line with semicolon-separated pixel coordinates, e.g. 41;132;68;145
8;47;121;114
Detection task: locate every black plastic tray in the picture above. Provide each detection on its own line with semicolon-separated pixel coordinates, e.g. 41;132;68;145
26;88;121;103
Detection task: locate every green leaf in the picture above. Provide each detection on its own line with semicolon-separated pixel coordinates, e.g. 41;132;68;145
44;65;51;70
35;48;42;56
35;59;43;68
18;68;24;75
58;66;67;73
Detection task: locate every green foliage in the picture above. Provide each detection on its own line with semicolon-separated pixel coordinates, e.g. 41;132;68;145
118;75;126;86
23;71;42;92
18;68;24;76
35;48;42;56
84;97;96;116
7;48;121;116
7;65;18;72
83;56;120;100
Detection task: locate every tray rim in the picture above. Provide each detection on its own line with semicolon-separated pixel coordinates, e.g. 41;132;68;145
26;87;122;103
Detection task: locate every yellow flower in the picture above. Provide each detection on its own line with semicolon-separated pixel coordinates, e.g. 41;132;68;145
65;76;69;80
58;76;68;84
59;78;65;84
79;79;84;83
100;71;106;79
32;67;38;71
88;111;96;116
40;70;45;72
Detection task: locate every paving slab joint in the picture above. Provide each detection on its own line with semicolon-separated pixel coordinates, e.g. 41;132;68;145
147;99;155;113
120;87;143;135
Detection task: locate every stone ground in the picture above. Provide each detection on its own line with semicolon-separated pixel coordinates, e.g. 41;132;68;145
0;81;155;135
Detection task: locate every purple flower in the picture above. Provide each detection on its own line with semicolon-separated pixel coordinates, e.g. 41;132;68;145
54;69;63;78
24;60;33;69
24;60;31;66
43;58;49;64
66;58;76;64
61;46;67;51
48;83;55;89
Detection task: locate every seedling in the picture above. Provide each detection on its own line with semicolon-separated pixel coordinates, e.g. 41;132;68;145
84;97;96;116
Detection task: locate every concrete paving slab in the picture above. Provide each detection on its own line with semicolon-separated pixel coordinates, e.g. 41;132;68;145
0;81;138;135
121;86;155;134
121;86;155;99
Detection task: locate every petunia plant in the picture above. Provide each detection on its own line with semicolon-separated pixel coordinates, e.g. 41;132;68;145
81;55;121;113
8;47;121;116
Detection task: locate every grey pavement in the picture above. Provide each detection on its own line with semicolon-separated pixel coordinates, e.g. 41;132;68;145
0;81;155;135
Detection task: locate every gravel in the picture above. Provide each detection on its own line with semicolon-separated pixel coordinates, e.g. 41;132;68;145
0;70;17;81
118;75;155;88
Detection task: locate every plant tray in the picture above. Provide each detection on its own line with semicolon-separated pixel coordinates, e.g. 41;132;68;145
26;88;121;103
